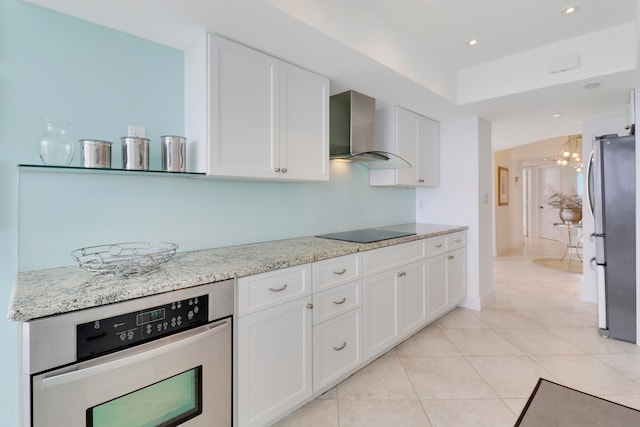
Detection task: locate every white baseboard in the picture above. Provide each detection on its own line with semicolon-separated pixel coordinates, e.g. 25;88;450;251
461;288;496;311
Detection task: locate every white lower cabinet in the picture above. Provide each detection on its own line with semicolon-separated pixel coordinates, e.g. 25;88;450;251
313;308;362;392
311;260;364;394
447;248;466;307
235;232;466;426
427;247;466;321
363;260;426;361
398;261;427;337
236;297;312;427
236;266;313;427
427;254;448;320
363;269;399;360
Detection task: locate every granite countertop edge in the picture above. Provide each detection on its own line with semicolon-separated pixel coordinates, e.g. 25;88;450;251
7;223;467;322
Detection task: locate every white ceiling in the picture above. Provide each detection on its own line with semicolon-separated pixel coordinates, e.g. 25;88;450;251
22;0;640;150
366;0;634;69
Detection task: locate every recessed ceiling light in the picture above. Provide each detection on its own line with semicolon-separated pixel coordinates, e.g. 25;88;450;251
584;82;601;89
552;113;562;118
563;6;578;15
467;39;479;46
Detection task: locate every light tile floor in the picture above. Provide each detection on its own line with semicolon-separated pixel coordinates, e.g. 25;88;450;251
275;238;640;426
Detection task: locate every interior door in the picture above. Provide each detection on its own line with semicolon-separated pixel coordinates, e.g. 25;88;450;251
535;165;562;240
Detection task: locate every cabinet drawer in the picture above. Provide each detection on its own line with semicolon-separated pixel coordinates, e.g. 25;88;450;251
237;264;311;316
363;240;424;276
313;308;362;392
313;281;362;325
447;232;466;251
425;235;447;257
312;253;361;292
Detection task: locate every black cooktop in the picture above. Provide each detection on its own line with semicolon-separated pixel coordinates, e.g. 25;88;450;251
316;228;416;244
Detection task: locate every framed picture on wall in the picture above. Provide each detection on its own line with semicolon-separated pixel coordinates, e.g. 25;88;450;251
498;166;509;206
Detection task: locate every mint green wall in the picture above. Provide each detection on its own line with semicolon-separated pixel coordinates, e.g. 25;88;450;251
1;1;414;423
18;162;414;270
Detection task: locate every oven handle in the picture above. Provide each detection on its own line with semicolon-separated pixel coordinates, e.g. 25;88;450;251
41;319;230;389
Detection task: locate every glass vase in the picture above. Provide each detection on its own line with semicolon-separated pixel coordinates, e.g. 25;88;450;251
39;119;75;166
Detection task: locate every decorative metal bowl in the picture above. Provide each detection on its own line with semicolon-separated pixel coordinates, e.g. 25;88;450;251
72;242;178;277
559;208;582;224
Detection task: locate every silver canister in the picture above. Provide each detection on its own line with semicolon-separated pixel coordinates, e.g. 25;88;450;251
121;136;149;170
80;139;112;168
160;135;186;172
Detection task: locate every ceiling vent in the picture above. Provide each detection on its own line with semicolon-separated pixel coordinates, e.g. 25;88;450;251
549;54;580;74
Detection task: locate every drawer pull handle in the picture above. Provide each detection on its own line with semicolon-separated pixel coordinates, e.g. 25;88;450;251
447;255;454;260
269;284;288;292
307;303;314;309
333;268;347;275
274;167;281;172
397;271;407;277
454;238;461;243
333;342;347;351
333;297;347;305
435;244;443;248
282;168;288;173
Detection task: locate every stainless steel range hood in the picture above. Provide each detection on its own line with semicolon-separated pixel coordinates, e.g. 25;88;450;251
329;90;411;169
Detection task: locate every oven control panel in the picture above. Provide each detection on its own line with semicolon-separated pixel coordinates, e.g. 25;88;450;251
76;294;209;361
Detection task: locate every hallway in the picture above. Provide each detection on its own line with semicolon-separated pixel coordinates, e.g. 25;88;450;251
275;238;640;427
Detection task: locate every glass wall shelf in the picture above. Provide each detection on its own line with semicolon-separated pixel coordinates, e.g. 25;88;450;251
18;164;206;178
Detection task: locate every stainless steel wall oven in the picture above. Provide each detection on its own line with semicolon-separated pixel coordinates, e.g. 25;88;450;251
19;280;234;427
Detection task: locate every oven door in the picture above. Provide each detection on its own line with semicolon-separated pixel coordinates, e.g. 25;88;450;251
32;319;231;427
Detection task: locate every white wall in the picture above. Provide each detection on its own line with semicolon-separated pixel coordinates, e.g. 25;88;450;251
581;114;628;303
416;116;495;311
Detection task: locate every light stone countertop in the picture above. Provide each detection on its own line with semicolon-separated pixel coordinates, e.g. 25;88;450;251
7;223;467;322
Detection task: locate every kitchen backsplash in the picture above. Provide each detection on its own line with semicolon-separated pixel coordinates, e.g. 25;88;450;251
18;162;415;271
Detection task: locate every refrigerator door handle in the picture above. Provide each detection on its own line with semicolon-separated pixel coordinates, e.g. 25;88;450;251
586;149;595;220
594;260;607;330
591;136;606;235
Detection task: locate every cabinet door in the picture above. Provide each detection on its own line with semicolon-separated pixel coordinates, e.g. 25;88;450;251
210;36;279;178
395;107;419;186
427;254;448;321
313;308;362;392
363;270;398;361
370;106;440;187
398;261;427;337
416;115;439;186
236;297;312;427
279;63;329;181
447;248;466;307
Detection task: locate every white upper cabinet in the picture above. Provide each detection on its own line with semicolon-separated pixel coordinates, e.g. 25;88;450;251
370;106;439;187
210;36;279;178
185;34;329;181
279;62;330;181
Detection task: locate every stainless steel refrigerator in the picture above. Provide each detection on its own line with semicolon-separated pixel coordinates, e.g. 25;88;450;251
589;133;636;343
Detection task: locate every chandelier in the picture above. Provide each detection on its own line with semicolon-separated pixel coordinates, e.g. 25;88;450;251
557;134;583;172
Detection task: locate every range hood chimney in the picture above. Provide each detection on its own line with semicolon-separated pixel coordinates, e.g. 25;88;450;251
329;90;410;169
